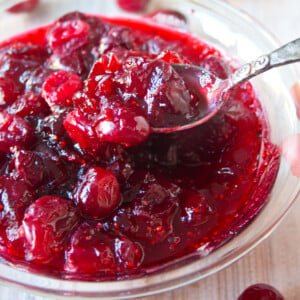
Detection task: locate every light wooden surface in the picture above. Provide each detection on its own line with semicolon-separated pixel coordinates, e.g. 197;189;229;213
0;1;299;300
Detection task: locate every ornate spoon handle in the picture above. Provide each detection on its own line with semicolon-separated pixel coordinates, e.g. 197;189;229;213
230;38;300;86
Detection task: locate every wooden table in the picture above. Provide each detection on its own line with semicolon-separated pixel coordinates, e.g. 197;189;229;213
146;1;300;299
0;1;299;299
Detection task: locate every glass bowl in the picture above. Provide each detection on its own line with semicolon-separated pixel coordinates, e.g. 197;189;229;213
0;0;299;298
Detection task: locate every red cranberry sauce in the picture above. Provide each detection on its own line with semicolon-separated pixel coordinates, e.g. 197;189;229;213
0;12;280;279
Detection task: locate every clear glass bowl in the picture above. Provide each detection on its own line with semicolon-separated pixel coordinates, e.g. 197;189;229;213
0;0;299;298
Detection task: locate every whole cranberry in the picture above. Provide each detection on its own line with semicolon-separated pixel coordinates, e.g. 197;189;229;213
13;150;44;188
0;77;19;105
64;109;99;149
109;171;180;244
114;237;144;270
1;42;50;64
117;0;149;12
65;222;116;274
42;70;82;110
94;106;150;147
48;19;91;55
74;167;121;219
180;190;212;226
238;284;285;300
7;92;50;118
0;112;34;153
20;196;80;264
0;176;35;244
6;0;40;13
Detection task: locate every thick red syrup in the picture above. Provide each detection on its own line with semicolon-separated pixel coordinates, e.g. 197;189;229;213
0;12;280;280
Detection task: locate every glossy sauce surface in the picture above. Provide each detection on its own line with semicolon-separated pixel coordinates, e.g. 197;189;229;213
0;12;280;280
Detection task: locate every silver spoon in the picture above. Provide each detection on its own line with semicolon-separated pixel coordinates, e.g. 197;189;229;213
152;38;300;134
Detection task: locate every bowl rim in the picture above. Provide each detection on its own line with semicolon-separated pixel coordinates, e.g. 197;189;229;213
0;0;299;298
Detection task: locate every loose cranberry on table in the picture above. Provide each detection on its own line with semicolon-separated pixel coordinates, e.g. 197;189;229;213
116;0;149;12
238;284;285;300
0;11;280;280
6;0;40;13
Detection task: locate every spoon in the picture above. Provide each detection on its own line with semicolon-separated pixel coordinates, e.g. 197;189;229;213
152;38;300;134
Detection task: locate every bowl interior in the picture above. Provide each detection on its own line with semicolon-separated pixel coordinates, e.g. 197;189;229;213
0;0;299;299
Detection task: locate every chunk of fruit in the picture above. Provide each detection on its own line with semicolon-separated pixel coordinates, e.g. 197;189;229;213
1;43;49;63
114;237;144;270
48;20;91;55
94;107;150;147
109;171;179;244
74;167;121;219
7;92;50;117
47;51;91;79
13;150;44;188
0;112;33;153
89;53;121;78
200;55;232;80
64;109;99;149
42;70;82;110
20;196;80;264
0;176;35;245
0;77;19;105
65;222;116;274
24;66;53;94
180;190;212;226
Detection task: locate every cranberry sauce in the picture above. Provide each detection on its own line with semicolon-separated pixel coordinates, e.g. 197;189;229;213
0;12;280;280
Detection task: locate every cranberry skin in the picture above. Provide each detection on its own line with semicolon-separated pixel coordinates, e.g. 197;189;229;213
117;0;149;12
6;0;39;13
65;222;116;274
7;92;50;118
47;52;91;79
110;171;180;244
34;144;68;189
156;50;191;65
13;150;44;188
94;107;150;147
48;20;91;55
0;112;34;153
21;196;80;264
238;284;284;300
72;91;99;114
180;190;212;226
1;43;49;63
200;55;232;80
64;109;99;149
0;77;19;105
42;70;82;110
0;176;35;245
89;53;121;78
115;237;144;270
85;53;121;98
24;66;54;95
112;55;199;128
74;167;121;219
58;12;107;46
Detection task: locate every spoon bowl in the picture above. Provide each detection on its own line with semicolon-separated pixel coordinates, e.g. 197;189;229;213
152;37;300;134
